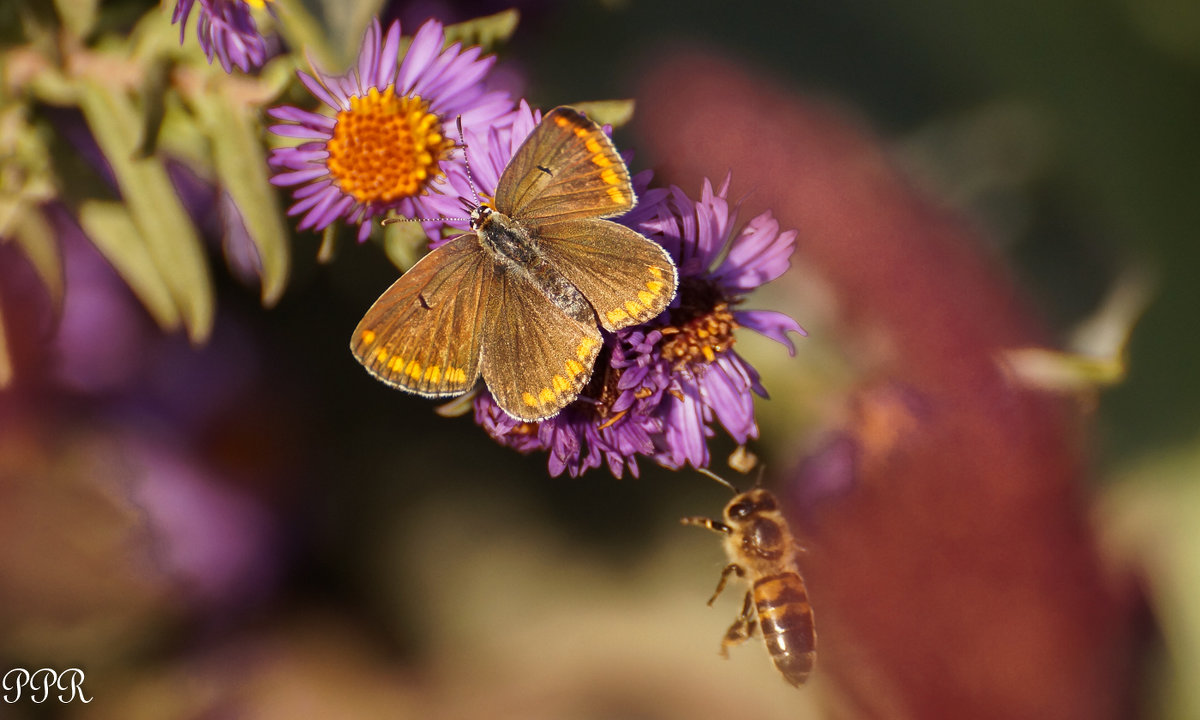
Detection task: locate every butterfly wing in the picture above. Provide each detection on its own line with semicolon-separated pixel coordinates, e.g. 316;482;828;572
350;234;491;397
532;218;678;332
494;106;635;223
480;270;603;421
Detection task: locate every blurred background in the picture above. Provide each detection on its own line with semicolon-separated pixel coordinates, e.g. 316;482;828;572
2;0;1198;717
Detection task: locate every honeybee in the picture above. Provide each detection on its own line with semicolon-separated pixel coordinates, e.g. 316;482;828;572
682;470;816;687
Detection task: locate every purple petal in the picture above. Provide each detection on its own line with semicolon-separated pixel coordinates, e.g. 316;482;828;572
356;19;383;92
716;212;797;291
397;19;444;93
297;70;343;111
734;309;806;355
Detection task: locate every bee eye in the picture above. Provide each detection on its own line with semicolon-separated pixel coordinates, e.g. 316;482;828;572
755;492;777;512
751;521;782;549
727;501;753;520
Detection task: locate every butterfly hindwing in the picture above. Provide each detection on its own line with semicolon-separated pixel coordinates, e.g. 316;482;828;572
350;234;491;397
494;106;635;224
532;218;679;332
479;269;603;421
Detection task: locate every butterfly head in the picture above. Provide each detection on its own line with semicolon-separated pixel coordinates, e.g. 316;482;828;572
469;204;493;232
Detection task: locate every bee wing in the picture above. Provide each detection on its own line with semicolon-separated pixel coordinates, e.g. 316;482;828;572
479;270;603;421
494;106;636;223
350;234;492;397
531;218;678;332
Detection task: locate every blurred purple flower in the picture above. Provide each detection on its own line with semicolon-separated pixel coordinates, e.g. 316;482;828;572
475;170;806;476
128;435;280;609
172;0;269;73
267;18;513;242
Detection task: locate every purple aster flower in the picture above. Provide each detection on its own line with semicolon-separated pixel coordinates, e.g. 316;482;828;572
172;0;270;73
633;176;806;470
471;168;805;477
267;18;514;242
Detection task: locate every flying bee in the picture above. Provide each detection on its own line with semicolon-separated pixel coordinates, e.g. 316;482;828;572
682;470;816;687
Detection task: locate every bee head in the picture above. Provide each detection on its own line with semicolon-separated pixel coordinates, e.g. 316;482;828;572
724;488;778;522
726;489;787;560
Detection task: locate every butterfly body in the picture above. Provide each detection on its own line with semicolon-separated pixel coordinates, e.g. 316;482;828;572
352;106;678;421
471;206;595;326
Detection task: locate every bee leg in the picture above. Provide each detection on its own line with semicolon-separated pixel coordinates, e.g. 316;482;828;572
718;591;757;658
707;563;746;606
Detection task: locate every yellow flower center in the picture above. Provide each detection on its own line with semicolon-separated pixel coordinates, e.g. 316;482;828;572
326;88;454;205
659;278;738;367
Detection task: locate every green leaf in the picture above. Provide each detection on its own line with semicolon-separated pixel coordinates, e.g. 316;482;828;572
78;81;214;343
317;0;385;69
9;207;63;310
52;0;98;40
270;0;340;72
135;57;171;159
318;223;338;263
571;99;636;129
383;219;429;272
191;89;290;306
78;200;180;331
1104;446;1200;719
0;106;63;311
443;9;520;52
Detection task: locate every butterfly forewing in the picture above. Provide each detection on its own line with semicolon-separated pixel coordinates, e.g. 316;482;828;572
531;218;678;332
495;106;635;223
480;269;603;421
351;234;491;397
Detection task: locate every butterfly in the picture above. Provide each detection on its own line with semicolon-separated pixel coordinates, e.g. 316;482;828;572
350;106;679;421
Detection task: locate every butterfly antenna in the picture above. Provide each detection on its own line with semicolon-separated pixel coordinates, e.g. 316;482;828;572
380;213;466;226
697;467;740;495
380;115;484;228
456;114;484;208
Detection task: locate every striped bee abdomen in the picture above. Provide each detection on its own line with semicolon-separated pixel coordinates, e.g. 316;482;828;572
754;571;816;687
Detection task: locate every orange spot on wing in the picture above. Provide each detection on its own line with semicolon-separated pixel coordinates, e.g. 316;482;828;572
577;337;598;360
606;308;629;325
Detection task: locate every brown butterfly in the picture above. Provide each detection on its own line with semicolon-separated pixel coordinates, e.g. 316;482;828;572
350;106;679;421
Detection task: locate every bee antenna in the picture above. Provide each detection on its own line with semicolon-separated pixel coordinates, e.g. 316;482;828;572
698;467;740;495
753;464;766;489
